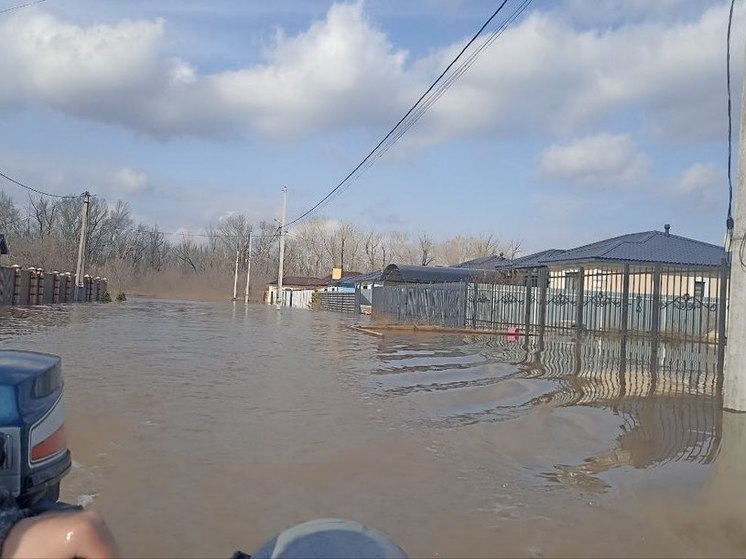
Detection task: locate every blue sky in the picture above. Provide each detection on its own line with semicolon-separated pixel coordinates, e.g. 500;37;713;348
0;0;743;254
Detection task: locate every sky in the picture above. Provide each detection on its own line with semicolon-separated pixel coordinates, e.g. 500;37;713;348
0;0;744;254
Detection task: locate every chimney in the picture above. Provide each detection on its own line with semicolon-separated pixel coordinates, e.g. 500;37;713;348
664;224;670;236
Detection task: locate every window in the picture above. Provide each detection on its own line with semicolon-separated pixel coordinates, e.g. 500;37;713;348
693;280;706;299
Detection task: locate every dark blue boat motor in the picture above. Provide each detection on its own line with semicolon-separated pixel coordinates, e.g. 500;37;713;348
0;350;71;508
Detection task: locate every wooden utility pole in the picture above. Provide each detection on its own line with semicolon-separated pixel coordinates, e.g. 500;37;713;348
232;249;240;301
74;191;90;301
276;186;287;308
244;229;253;304
724;36;746;411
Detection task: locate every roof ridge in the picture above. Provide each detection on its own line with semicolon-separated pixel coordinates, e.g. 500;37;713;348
661;230;725;250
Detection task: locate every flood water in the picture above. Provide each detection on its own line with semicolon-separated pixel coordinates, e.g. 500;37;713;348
1;299;745;558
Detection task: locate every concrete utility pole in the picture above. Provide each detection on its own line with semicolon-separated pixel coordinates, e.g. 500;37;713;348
74;191;91;301
232;249;240;301
244;228;253;304
276;186;288;308
724;37;746;412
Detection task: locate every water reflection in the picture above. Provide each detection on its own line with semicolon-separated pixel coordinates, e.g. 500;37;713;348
369;330;722;491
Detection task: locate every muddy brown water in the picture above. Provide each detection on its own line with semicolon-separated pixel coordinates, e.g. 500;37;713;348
1;299;744;558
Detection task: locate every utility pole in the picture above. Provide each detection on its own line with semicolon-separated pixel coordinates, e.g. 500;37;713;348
724;36;746;412
74;191;91;301
276;186;288;308
232;248;240;301
244;228;253;304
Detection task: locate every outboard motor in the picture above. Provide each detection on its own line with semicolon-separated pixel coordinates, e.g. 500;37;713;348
0;350;71;507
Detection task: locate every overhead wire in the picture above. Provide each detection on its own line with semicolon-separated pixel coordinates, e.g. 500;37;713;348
0;0;46;15
284;0;522;229
314;0;533;213
726;0;736;242
0;170;84;199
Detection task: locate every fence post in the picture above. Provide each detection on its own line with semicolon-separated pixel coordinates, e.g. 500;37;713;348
65;273;72;302
575;266;585;336
537;268;548;335
37;270;45;304
523;272;532;335
28;268;38;306
619;264;631;398
52;272;60;304
717;257;730;388
620;264;630;337
471;282;478;329
650;265;662;376
12;265;20;306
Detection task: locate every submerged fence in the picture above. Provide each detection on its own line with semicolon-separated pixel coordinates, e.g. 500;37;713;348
373;262;729;347
0;265;107;306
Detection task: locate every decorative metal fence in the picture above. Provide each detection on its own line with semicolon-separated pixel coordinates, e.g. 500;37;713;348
373;261;729;359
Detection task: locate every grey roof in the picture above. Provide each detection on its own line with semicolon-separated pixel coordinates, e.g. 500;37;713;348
381;264;497;284
338;270;383;284
457;249;566;270
455;254;510;270
541;231;726;268
494;249;566;269
0;235;7;255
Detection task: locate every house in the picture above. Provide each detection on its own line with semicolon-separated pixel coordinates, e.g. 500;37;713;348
329;270;384;314
264;276;328;308
512;227;726;299
320;268;364;293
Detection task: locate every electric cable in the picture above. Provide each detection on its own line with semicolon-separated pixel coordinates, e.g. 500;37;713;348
0;0;46;15
314;0;533;212
0;170;84;199
285;0;522;229
726;0;736;245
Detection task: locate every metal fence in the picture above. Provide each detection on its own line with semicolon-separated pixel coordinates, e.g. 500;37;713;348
317;292;358;314
373;261;729;360
372;282;466;327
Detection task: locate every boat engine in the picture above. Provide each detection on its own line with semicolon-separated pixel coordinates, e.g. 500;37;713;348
0;350;71;507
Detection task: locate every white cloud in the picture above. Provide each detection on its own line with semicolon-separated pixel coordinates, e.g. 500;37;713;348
669;163;723;207
536;133;650;187
562;0;707;26
111;167;150;194
0;2;740;145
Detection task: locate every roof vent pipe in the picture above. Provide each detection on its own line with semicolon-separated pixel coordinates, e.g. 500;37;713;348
664;224;670;236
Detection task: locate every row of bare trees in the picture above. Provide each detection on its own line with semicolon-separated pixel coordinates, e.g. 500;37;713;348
0;191;520;300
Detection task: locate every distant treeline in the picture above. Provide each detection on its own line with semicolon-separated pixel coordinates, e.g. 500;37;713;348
0;190;520;301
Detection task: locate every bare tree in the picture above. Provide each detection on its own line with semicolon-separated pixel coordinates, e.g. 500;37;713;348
0;192;21;236
28;195;59;241
418;232;435;266
364;230;383;271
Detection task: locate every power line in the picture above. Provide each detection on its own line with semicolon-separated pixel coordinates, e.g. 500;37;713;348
285;0;522;229
726;0;736;238
131;227;280;240
314;0;533;213
0;170;83;199
0;0;47;15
